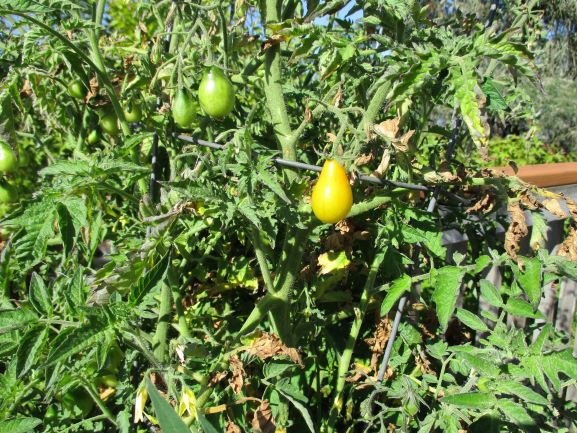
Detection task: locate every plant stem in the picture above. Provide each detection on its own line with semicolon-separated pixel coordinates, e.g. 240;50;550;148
153;281;173;363
262;0;294;162
327;252;385;430
81;379;117;427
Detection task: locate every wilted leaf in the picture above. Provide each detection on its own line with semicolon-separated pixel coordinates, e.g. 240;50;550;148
229;355;245;395
374;118;399;140
373;148;391;178
227;420;242;433
317;250;350;275
505;202;528;261
365;317;391;372
245;333;303;367
467;193;494;214
542;199;567;219
252;400;276;433
559;225;577;261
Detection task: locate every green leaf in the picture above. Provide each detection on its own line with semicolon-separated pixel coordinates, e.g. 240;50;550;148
456;308;489;332
0;417;42;433
442;392;497;409
514;257;541;306
381;274;411;316
504;298;543;319
495;381;549;406
498;400;536;427
451;60;489;154
432;266;466;330
44;314;111;367
274;385;316;433
480;279;503;307
455;351;500;377
29;273;51;316
0;308;38;334
145;378;190;433
256;169;291;204
195;412;219;433
129;251;171;306
56;202;75;257
481;77;508;113
16;326;47;378
474;255;491;274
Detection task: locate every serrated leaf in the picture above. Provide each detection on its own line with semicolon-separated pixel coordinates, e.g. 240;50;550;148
39;160;90;177
498;400;536;426
44;315;111;367
317;251;350;275
0;308;38;334
16;326;47;378
514;257;541;306
381;274;411;316
257;170;291;204
56;202;75;257
456;308;489;332
456;351;500;377
442;392;497;409
432;266;466;330
274;385;316;433
145;377;190;433
128;251;171;306
480;279;503;307
29;273;51;316
504;298;543;319
495;381;549;405
237;201;261;229
0;417;42;433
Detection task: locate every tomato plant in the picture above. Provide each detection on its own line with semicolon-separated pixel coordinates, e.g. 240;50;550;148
0;141;17;173
172;88;196;128
1;2;577;433
311;160;353;224
198;66;235;118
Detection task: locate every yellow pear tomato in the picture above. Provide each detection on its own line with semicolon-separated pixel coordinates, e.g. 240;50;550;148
311;160;353;224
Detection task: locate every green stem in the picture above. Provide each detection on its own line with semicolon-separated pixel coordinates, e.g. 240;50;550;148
170;266;191;339
81;379;117;427
327;252;385;429
153;282;173;363
262;0;294;161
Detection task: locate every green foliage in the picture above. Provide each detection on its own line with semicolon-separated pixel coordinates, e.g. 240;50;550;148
0;1;576;433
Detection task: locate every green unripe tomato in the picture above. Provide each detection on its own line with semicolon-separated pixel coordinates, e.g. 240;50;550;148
172;88;197;128
0;141;17;173
97;373;119;388
123;101;143;123
0;182;17;204
99;109;119;136
198;66;235;118
87;129;99;144
67;79;86;100
61;387;94;418
403;401;418;417
104;343;123;372
44;405;58;421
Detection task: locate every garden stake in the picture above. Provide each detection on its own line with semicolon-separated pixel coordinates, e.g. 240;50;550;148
375;0;500;384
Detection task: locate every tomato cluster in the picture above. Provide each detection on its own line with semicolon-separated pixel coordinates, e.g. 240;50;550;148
171;65;235;129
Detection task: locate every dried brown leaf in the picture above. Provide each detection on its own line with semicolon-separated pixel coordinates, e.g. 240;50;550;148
505;202;528;261
566;197;577;221
466;193;494;214
86;75;99;102
326;132;337;143
252;400;276;433
365;318;392;373
392;130;414;153
373;148;391;178
245;333;303;368
542;198;567;219
333;87;343;108
208;371;227;387
20;80;33;98
559;226;577;261
355;153;374;166
229;355;245;395
227;420;242;433
374;118;399;141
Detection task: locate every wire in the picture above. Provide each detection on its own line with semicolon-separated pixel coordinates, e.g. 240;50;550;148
175;133;469;204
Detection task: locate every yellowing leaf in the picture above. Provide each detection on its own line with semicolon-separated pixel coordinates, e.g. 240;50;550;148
317;251;351;275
